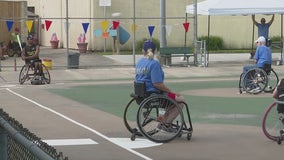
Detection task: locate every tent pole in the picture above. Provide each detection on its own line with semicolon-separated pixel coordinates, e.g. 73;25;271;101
207;15;210;66
184;13;187;47
251;18;255;57
281;14;283;65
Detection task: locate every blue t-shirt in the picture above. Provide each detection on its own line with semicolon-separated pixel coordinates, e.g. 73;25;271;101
256;23;270;39
135;58;164;92
254;45;272;68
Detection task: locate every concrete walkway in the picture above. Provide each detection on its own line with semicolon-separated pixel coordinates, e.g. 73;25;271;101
0;47;283;84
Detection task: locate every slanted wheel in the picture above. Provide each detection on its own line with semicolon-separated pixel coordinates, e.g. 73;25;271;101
262;102;284;141
19;65;29;84
264;69;279;93
123;98;142;137
243;68;267;94
136;95;184;143
41;64;51;84
187;133;192;140
238;73;244;94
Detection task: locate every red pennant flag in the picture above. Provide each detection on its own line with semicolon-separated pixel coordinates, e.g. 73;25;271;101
183;22;190;33
112;21;119;29
45;20;52;31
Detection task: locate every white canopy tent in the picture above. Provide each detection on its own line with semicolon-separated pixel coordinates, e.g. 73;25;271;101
186;0;284;65
186;0;284;16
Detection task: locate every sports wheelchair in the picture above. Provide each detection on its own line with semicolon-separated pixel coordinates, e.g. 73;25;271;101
123;82;193;143
19;60;51;85
262;101;284;145
238;64;279;94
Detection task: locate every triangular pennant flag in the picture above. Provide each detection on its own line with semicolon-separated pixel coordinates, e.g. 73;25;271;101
26;20;33;33
45;20;52;31
130;24;138;33
166;25;172;36
148;26;155;37
183;22;190;33
101;20;108;31
82;23;89;33
6;20;14;32
112;21;119;29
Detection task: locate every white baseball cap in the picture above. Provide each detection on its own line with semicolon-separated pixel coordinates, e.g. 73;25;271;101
255;36;266;43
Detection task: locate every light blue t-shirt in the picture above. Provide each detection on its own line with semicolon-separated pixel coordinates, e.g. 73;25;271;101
135;58;164;92
256;23;270;39
254;45;272;68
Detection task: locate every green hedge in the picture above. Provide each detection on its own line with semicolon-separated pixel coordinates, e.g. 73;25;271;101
198;36;224;50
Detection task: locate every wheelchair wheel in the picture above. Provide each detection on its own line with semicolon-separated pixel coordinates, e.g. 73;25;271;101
123;98;142;137
264;69;279;93
19;65;29;84
262;102;284;141
41;64;51;84
238;73;244;94
136;95;184;143
243;68;267;94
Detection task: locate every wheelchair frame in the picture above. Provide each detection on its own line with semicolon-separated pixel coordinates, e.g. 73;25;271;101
19;63;51;85
262;101;284;145
238;65;279;94
123;82;193;143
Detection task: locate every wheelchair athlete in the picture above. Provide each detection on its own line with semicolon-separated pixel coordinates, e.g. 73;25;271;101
21;34;43;79
242;36;272;92
135;39;185;133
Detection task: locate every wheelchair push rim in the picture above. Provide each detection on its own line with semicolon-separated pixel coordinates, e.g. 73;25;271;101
242;68;268;94
136;95;184;143
262;102;284;141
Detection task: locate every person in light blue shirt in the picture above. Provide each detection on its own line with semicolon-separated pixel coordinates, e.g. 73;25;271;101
252;14;274;40
135;39;185;132
243;36;272;73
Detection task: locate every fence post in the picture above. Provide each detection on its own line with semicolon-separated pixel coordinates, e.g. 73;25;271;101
0;126;8;160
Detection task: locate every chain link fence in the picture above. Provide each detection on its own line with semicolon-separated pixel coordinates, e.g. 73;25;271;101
0;108;68;160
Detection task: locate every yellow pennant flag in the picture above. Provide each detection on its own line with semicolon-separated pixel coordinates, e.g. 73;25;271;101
130;24;138;33
101;20;108;31
26;20;33;33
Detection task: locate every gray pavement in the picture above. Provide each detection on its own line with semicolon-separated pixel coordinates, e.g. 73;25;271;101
0;47;283;84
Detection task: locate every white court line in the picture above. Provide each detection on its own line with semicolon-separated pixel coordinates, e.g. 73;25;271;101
43;138;98;146
6;88;153;160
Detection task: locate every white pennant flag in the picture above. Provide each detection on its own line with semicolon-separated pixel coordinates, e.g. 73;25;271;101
166;25;172;36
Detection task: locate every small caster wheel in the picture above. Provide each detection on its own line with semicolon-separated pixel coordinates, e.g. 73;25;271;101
187;133;192;140
131;133;136;141
178;131;182;138
277;137;282;145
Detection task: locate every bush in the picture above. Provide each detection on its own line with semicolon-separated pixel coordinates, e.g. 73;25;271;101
198;36;224;50
270;36;282;42
136;38;160;52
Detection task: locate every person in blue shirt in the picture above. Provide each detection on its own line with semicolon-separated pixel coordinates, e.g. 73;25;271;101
135;39;185;132
252;14;274;41
243;36;272;73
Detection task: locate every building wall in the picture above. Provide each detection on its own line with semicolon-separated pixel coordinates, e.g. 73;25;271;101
19;0;284;50
25;0;194;51
0;1;27;45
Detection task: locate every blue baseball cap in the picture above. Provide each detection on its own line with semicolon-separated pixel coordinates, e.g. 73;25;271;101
143;40;156;52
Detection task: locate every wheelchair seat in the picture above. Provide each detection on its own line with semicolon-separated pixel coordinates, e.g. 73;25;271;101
262;63;272;75
132;82;162;104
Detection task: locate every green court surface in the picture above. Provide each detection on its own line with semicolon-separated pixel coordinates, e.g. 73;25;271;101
48;80;273;127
